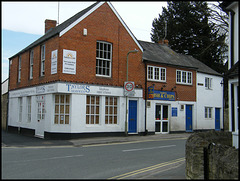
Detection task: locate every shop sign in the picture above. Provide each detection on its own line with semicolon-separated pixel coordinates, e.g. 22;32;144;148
51;49;58;74
148;87;175;101
63;49;76;74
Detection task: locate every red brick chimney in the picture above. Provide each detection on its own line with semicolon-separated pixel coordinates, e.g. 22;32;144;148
158;39;169;46
45;19;57;33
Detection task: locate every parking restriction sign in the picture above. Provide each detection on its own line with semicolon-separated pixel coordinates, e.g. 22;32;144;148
124;82;135;96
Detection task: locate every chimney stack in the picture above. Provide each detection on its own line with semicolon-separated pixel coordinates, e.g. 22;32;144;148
158;39;169;46
45;19;57;33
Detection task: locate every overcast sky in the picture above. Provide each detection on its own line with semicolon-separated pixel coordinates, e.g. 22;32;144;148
2;1;167;38
1;1;168;82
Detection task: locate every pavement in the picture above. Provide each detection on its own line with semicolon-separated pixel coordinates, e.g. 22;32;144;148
1;130;192;148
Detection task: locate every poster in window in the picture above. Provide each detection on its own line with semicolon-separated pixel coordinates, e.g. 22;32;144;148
51;50;58;74
63;49;76;74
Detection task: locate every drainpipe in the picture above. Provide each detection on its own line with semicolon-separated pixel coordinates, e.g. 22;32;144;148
144;60;148;135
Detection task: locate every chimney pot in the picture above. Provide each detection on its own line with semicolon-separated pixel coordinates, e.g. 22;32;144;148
158;39;169;46
45;19;57;33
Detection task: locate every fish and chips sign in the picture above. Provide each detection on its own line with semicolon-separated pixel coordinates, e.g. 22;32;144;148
148;86;175;101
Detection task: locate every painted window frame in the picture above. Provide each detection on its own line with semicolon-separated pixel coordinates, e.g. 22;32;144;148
176;70;192;85
29;49;34;79
205;77;212;90
18;56;21;83
96;41;112;77
147;65;166;82
86;95;100;124
27;96;31;123
105;96;118;124
18;97;22;122
54;94;70;124
205;107;212;119
40;44;45;76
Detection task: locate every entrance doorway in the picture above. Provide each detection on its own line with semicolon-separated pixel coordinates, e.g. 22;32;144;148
35;96;45;138
128;100;137;133
155;105;169;133
186;105;193;132
215;108;220;131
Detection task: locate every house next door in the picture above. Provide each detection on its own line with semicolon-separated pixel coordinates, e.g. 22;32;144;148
186;105;193;132
128;100;137;133
215;108;220;131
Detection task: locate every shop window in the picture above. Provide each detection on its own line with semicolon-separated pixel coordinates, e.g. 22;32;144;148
105;97;118;124
86;96;100;124
54;94;70;124
27;96;31;123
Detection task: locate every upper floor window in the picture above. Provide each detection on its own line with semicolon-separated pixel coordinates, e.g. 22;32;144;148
40;45;45;76
147;65;166;82
205;77;212;89
96;41;112;77
29;50;34;79
18;56;21;82
176;70;192;85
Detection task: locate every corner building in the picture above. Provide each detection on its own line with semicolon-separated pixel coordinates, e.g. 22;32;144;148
8;2;223;139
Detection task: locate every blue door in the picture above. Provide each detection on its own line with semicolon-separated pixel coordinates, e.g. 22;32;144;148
186;105;193;132
128;100;137;133
215;108;220;131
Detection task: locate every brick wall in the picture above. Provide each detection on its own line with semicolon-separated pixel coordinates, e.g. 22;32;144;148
146;62;196;102
9;3;145;93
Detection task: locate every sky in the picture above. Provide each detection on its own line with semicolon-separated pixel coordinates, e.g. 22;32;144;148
1;1;168;82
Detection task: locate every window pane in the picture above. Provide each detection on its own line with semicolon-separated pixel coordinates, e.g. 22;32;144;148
114;116;117;124
87;96;90;104
60;105;64;113
55;95;59;103
105;116;108;124
60;95;64;103
66;95;70;103
54;115;59;124
55;105;59;113
86;115;90;124
96;116;99;124
65;115;69;124
65;105;69;114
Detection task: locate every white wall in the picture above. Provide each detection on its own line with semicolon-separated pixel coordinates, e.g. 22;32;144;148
196;72;223;130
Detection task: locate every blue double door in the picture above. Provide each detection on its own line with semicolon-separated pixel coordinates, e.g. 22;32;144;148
128;100;137;133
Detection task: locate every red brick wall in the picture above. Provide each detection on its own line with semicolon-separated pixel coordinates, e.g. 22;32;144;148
146;62;196;102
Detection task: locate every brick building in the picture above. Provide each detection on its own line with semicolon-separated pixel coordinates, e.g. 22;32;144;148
8;2;223;138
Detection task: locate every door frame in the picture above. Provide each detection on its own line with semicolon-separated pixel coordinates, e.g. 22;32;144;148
215;108;221;131
128;100;138;133
155;104;169;134
186;105;193;132
35;96;45;138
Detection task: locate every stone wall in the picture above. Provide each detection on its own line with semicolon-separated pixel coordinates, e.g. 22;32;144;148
185;130;238;179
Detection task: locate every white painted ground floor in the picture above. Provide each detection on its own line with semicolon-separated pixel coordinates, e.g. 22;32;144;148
8;82;223;139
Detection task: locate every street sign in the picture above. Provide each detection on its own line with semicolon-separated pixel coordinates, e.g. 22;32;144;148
124;82;135;96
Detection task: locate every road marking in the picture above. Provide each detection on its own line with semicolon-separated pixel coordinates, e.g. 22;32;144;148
122;145;176;152
82;137;187;148
4;154;84;163
108;157;185;180
2;145;75;149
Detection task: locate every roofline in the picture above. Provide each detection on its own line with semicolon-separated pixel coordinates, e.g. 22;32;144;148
59;2;104;37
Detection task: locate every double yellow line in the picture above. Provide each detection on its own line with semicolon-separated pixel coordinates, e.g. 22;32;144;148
108;157;185;180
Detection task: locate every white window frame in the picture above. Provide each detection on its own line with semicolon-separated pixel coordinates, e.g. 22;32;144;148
205;77;212;90
205;107;212;119
86;95;100;124
18;97;22;122
96;41;112;77
29;49;34;79
147;65;166;82
54;94;70;124
27;96;31;123
40;45;45;76
105;96;118;124
18;56;21;82
176;70;192;85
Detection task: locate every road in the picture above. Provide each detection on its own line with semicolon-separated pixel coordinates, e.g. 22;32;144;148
2;138;186;179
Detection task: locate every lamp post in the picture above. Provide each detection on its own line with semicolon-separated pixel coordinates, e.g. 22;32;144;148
125;49;138;136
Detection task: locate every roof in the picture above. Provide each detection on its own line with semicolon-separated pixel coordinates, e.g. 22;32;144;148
138;40;222;76
225;61;239;78
9;2;142;60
